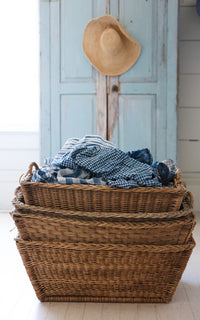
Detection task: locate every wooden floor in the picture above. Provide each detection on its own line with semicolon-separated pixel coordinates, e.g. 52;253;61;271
0;212;200;320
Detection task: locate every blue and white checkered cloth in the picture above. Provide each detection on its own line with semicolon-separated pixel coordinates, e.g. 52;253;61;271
52;135;115;169
31;135;164;188
32;136;113;185
70;144;161;188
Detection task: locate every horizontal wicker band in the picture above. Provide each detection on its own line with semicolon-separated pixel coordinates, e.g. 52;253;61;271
15;237;195;253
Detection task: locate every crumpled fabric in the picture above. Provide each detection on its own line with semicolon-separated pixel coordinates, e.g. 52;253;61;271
31;165;106;186
126;148;153;165
31;166;59;183
153;159;178;186
31;135;177;188
52;135;115;169
70;144;161;188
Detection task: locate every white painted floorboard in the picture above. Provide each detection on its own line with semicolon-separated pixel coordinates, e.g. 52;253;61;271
0;212;200;320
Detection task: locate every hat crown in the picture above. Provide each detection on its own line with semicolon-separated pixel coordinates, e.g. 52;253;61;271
82;15;141;75
100;27;123;56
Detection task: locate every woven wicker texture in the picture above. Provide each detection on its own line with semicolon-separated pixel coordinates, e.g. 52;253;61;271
15;237;195;303
20;162;186;213
13;189;194;221
12;193;196;245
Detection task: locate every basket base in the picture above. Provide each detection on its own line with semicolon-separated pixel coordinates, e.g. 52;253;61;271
16;238;195;305
37;295;172;303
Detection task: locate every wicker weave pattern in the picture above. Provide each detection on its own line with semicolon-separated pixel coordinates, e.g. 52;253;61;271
12;192;195;244
20;163;186;213
14;164;195;303
21;181;186;212
15;238;195;303
12;191;193;220
12;209;195;245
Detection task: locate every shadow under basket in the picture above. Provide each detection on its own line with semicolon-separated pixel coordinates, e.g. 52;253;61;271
20;162;186;213
15;237;195;303
12;192;196;245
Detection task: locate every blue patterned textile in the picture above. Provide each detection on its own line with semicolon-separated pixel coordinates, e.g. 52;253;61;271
31;166;59;183
126;148;153;165
70;144;161;188
52;135;115;169
153;159;177;186
31;135;178;188
31;166;106;186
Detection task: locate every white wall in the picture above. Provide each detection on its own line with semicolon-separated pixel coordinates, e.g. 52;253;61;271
178;0;200;211
0;132;39;211
0;1;39;211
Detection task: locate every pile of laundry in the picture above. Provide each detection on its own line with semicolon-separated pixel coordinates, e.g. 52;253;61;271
31;135;178;189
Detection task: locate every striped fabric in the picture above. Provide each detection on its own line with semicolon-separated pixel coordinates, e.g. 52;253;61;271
52;135;115;169
31;166;106;186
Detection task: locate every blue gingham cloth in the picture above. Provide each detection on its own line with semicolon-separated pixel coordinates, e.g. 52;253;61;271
69;144;161;188
31;135;174;188
52;135;115;169
32;136;113;185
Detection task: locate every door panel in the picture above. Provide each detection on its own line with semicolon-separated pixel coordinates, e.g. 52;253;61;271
108;0;178;162
47;0;107;157
61;95;97;145
118;95;156;155
119;0;157;82
60;0;94;81
40;0;178;163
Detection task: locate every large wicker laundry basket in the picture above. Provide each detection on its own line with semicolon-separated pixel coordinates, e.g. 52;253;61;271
15;237;195;303
12;192;195;245
20;162;186;213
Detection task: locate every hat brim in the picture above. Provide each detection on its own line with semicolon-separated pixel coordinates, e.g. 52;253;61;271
82;15;141;76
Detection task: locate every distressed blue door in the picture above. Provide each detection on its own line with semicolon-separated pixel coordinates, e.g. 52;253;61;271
40;0;178;163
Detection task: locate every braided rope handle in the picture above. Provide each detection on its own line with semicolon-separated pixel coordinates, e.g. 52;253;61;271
26;162;40;176
19;162;40;183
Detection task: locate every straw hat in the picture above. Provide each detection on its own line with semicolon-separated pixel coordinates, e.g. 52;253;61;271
82;15;141;76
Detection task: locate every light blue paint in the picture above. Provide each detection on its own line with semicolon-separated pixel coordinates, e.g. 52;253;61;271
155;0;168;162
44;0;108;158
59;83;96;95
50;1;61;157
61;0;94;80
119;0;157;82
60;95;97;145
109;0;178;162
166;1;178;162
40;1;51;164
40;0;178;162
118;95;156;156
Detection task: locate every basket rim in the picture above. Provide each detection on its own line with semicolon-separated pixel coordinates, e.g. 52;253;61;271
20;179;186;194
11;209;196;229
12;191;193;221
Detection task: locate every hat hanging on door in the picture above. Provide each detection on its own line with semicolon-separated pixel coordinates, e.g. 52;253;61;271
82;15;141;76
